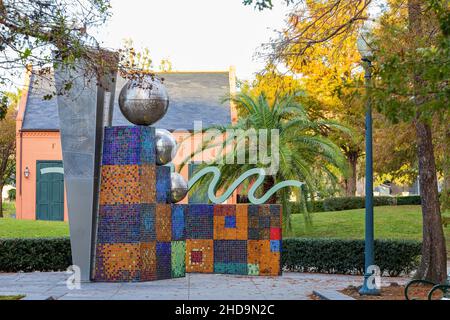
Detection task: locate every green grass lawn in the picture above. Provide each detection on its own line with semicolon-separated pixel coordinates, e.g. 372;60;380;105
0;201;69;238
0;217;69;238
291;205;450;251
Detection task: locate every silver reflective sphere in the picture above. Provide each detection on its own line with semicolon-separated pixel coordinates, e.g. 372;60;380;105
170;172;188;203
118;76;169;125
155;129;177;165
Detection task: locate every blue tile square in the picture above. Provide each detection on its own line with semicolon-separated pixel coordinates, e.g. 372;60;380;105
214;240;247;263
139;126;156;164
156;242;171;279
224;215;236;228
97;204;140;243
270;240;281;252
101;126;155;165
140;204;156;241
187;204;214;239
171;204;186;240
156;166;171;203
102;126;141;165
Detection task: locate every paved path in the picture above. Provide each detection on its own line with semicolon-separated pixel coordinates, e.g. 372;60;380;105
0;272;409;300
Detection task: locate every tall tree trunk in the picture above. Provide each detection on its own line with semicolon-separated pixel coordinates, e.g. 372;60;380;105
409;0;447;283
414;121;447;283
0;184;3;218
441;120;450;212
345;152;358;196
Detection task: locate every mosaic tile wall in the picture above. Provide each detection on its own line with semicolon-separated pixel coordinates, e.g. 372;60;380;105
185;204;282;276
93;126;186;282
92;125;282;281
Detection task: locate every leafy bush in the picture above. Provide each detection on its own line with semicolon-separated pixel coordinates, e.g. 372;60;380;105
396;195;421;205
0;238;72;272
0;237;421;277
323;196;398;211
323;196;365;211
291;200;325;214
7;188;16;201
308;200;325;212
319;196;421;212
373;196;397;206
282;238;421;276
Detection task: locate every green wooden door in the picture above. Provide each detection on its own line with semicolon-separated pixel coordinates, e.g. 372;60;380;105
188;163;210;204
36;161;64;221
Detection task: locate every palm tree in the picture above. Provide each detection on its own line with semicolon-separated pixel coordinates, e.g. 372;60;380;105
179;92;348;232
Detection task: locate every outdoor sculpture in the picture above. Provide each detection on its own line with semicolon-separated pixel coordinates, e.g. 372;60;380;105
57;63;302;282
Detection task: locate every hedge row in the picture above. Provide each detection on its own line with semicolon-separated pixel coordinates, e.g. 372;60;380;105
293;195;421;213
0;238;72;272
0;237;421;277
282;238;422;276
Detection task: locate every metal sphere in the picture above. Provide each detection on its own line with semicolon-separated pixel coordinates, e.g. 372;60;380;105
118;76;169;125
170;172;188;203
155;129;177;165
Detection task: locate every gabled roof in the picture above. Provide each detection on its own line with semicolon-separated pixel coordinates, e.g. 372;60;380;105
21;70;232;131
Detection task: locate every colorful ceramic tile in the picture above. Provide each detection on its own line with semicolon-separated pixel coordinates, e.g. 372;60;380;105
94;243;141;282
102;126;155;165
156;204;172;242
213;204;248;240
171;241;186;278
171;204;186;241
140;204;156;242
156;242;172;280
187;204;214;239
156;166;171;203
97;204;141;243
140;241;156;281
185;239;214;273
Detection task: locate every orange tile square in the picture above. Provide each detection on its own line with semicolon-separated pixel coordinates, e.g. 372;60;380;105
156;204;171;241
259;241;280;276
247;240;263;265
247;240;280;275
140;241;156;281
99;165;140;205
213;205;248;240
235;205;248;239
95;243;141;281
99;164;156;205
139;164;156;203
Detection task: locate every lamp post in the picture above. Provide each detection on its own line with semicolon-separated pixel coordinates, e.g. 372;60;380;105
357;21;380;296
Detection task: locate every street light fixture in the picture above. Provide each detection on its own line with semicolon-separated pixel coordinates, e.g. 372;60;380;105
357;19;380;296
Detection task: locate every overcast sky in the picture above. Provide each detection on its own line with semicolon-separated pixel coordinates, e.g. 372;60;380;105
96;0;291;81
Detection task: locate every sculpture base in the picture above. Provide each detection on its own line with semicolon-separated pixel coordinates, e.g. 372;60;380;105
92;126;282;282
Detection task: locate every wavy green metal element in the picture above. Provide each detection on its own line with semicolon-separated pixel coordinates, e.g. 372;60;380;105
187;166;304;204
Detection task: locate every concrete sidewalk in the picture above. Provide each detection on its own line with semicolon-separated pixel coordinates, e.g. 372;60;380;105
0;272;409;300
